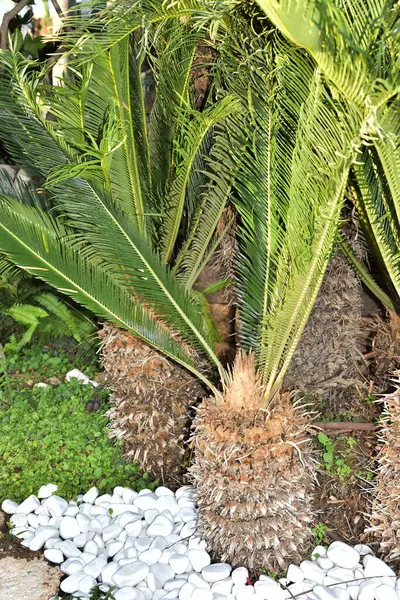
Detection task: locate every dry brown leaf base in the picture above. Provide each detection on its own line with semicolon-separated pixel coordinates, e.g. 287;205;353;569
365;376;400;565
99;325;206;489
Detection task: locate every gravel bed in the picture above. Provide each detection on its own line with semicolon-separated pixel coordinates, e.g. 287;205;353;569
2;485;398;600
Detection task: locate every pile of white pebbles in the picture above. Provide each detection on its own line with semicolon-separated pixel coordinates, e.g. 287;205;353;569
1;484;398;600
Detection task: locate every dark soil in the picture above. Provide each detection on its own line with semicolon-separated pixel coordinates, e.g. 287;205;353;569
311;288;385;548
0;511;38;561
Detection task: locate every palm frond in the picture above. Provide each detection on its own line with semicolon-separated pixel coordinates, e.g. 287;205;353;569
216;16;360;398
160;96;239;263
0;194;216;390
52;0;234;64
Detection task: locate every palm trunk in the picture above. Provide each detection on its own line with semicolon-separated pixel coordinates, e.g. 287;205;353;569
190;353;315;572
99;324;206;489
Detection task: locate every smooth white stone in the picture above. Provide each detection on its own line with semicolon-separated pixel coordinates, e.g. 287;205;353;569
89;505;108;516
44;548;64;564
155;487;174;497
327;566;355;583
150;563;175;587
49;516;63;528
354;544;374;556
146;515;174;537
363;554;396;578
112;562;150;587
101;561;120;585
125;547;139;559
317;556;334;570
164;578;187;591
202;563;232;583
73;532;94;548
78;575;97;594
45;538;61;549
134;494;158;511
313;585;342;600
300;560;326;584
231;567;249;586
192;590;213;600
147;572;162;591
114;588;144;600
144;509;159;524
80;552;97;566
125;520;143;537
93;533;105;548
60;516;81;540
165;534;181;547
180;519;196;539
97;514;112;528
253;581;284;599
21;535;34;548
59;540;82;558
1;499;19;514
375;585;399;600
83;556;107;578
137;586;152;600
83;540;99;555
156;496;180;515
122;489;138;504
60;572;85;593
35;504;50;516
44;495;69;517
140;548;162;565
95;494;112;506
331;589;351;600
119;530;128;543
88;518;102;533
111;494;123;504
179;582;196;600
188;572;210;589
169;554;190;575
38;483;58;499
151;536;167;552
82;487;99;504
159;550;174;564
311;546;328;559
323;576;347;589
18;495;40;514
236;586;255;599
37;514;50;526
11;525;32;539
103;523;122;542
106;540;124;557
179;507;196;523
29;526;59;551
188;549;211;572
64;506;79;517
117;512;141;528
287;564;305;583
347;585;360;600
211;577;233;595
139;489;155;496
27;513;39;528
109;503;141;516
10;513;28;527
188;537;207;551
177;497;195;509
327;541;360;570
170;542;187;555
79;504;93;517
61;558;85;575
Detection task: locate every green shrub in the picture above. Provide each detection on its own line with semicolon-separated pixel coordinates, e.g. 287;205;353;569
0;380;155;502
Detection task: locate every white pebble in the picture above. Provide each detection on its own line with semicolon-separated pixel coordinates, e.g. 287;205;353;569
112;562;150;587
60;572;85;593
83;556;107;578
192;590;212;600
202;563;232;582
188;549;211;572
169;554;190;575
363;554;396;578
38;484;58;499
82;487;99;504
29;526;59;551
78;574;97;594
1;499;19;514
44;548;64;564
44;495;69;517
327;541;360;570
146;514;174;537
18;495;40;515
59;540;82;558
60;516;81;539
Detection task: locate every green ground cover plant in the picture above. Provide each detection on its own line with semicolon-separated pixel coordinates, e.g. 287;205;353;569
0;342;154;502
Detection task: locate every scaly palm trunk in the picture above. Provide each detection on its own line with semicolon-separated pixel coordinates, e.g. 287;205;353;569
191;353;315;571
100;324;206;488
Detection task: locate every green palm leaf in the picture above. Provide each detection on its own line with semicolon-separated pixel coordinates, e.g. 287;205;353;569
0;194;215;390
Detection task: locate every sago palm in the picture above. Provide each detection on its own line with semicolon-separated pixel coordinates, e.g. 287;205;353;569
0;2;362;569
0;21;237;485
